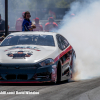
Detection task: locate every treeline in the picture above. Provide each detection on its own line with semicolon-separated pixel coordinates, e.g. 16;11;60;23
8;0;76;10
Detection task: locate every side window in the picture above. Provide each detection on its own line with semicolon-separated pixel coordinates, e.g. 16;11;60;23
56;34;69;50
60;35;69;48
56;35;62;50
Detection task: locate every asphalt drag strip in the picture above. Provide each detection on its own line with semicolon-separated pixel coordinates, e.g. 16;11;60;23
0;78;100;100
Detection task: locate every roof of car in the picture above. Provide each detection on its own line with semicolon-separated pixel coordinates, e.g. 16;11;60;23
9;31;59;36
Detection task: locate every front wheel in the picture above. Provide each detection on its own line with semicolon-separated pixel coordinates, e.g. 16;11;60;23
52;61;61;84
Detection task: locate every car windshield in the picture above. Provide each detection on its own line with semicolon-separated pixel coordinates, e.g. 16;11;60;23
0;34;55;46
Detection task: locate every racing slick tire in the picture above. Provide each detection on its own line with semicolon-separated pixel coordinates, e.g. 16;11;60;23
56;61;62;84
67;54;76;82
53;61;61;84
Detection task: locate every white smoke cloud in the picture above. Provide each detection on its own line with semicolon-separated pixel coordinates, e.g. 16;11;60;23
58;0;100;80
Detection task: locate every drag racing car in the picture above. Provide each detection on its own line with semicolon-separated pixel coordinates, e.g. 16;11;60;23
0;31;76;83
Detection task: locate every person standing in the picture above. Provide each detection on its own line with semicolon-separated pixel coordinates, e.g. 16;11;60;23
44;17;58;32
0;14;5;32
22;11;36;31
33;17;43;31
15;12;25;31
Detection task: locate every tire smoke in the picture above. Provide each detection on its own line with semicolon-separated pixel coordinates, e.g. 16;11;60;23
58;0;100;80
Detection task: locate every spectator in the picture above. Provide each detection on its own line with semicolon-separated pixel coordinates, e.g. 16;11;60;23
15;12;25;31
0;14;5;32
22;11;36;31
44;17;58;32
33;17;43;31
8;25;11;35
70;13;75;18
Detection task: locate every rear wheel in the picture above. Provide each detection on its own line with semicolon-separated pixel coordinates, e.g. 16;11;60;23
67;54;76;82
66;67;72;82
71;54;76;77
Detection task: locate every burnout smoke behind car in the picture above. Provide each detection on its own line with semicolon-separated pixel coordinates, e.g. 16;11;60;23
1;0;100;80
57;0;100;80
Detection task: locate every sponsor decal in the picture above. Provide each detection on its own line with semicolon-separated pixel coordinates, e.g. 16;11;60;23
7;51;33;59
54;45;72;62
4;46;40;52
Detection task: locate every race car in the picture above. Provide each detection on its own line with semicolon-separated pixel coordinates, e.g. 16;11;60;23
0;31;76;84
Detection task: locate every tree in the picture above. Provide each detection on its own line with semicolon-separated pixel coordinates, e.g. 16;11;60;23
56;0;70;8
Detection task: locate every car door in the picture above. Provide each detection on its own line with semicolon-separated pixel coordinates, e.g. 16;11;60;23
56;34;72;80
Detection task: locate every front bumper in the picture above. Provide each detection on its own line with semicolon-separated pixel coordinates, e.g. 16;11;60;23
0;63;57;83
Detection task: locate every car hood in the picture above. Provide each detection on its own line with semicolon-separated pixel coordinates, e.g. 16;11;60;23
0;45;57;63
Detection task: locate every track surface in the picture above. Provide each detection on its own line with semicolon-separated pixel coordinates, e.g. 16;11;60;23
0;78;100;100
